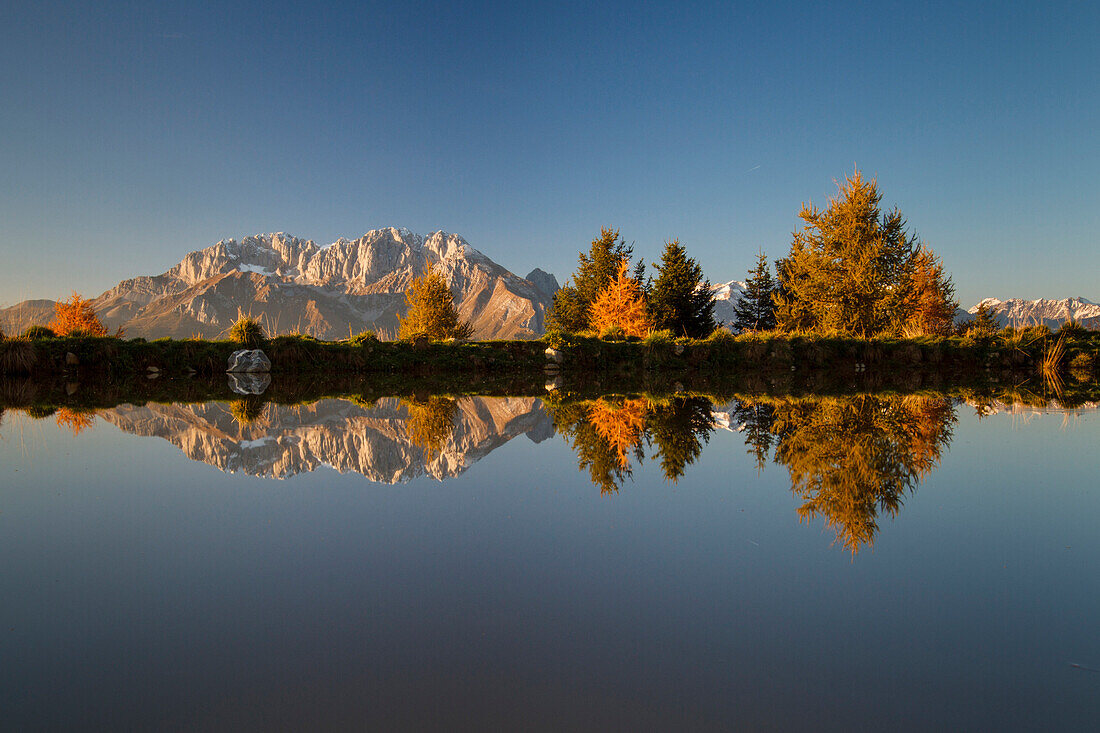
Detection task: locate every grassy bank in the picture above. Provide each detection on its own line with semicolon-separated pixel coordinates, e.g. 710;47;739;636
0;328;1097;392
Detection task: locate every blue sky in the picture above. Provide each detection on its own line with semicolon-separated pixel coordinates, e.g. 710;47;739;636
2;0;1097;307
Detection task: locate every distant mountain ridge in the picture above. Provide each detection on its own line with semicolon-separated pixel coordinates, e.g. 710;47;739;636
955;296;1100;330
1;229;559;340
710;280;746;329
710;280;1098;332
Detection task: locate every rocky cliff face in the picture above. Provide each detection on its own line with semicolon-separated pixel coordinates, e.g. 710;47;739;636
99;396;555;482
2;229;558;340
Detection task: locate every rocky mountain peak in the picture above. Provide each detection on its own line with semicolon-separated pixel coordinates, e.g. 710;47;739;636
0;228;556;340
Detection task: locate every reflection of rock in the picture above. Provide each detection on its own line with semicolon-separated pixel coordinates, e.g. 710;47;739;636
227;372;271;395
227;349;271;373
99;397;554;482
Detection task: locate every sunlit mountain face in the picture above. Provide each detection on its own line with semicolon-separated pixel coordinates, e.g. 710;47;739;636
0;229;559;340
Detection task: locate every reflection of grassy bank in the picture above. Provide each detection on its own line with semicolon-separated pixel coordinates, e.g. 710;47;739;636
3;369;1096;426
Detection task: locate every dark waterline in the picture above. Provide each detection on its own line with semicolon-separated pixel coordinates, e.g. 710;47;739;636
0;396;1097;730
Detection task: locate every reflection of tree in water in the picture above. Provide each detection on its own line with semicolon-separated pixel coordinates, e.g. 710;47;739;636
403;396;459;461
548;396;715;493
731;400;776;472
230;397;268;426
55;407;98;436
588;398;648;470
646;398;715;482
770;395;956;554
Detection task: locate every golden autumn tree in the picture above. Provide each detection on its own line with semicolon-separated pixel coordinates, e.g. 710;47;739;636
589;259;651;338
397;267;473;340
903;248;958;336
49;292;108;336
774;170;956;337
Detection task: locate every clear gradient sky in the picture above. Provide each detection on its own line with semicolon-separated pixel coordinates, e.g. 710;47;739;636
3;0;1097;308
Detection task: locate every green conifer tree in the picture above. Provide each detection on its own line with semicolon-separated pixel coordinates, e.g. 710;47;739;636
967;301;1000;336
646;239;716;338
731;252;777;332
547;228;633;333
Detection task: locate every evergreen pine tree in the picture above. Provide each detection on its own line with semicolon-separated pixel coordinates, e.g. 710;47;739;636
547;228;633;332
646;239;716;337
397;267;474;340
967;302;1000;336
903;248;958;336
731;252;777;332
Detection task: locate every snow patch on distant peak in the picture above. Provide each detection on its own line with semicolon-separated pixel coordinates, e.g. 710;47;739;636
712;280;747;300
970;297;1003;313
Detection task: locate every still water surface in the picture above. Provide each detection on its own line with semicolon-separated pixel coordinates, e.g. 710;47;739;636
1;395;1098;730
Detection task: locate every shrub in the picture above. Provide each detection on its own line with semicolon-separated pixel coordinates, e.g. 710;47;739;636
0;338;37;374
229;316;265;347
705;328;735;345
22;325;56;339
349;330;378;346
599;325;626;341
642;329;675;346
1058;320;1089;338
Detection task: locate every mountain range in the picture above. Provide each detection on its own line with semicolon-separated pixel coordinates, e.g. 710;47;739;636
1;228;1095;337
0;229;558;340
955;297;1100;330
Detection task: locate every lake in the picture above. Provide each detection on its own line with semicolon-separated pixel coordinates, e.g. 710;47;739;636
1;393;1098;730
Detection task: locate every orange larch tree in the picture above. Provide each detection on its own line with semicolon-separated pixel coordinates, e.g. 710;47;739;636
589;259;651;337
49;293;108;336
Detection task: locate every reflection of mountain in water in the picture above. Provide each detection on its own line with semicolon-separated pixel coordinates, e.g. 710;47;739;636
100;397;554;482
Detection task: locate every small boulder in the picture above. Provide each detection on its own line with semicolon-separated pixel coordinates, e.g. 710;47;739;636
227;349;271;373
65;352;79;366
673;343;685;356
545;347;564;364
